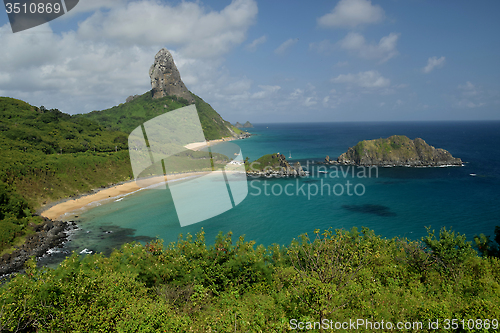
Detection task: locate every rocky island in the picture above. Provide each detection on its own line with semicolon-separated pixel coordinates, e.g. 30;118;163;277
247;153;307;177
235;121;253;128
329;135;462;167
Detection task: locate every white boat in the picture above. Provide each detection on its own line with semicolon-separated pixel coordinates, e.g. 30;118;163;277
289;151;292;159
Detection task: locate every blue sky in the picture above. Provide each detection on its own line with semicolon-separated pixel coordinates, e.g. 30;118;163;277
0;0;499;122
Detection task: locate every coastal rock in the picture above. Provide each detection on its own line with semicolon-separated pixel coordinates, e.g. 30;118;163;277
336;135;462;167
325;155;330;163
125;95;139;103
247;153;306;177
0;217;76;275
149;48;195;103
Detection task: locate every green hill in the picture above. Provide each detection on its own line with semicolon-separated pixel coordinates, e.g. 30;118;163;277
0;97;136;252
337;135;463;166
78;91;243;140
0;93;244;254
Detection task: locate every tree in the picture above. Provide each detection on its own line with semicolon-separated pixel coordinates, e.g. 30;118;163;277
287;229;367;332
474;226;500;258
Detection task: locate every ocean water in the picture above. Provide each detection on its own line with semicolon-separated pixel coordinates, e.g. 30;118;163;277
41;121;500;265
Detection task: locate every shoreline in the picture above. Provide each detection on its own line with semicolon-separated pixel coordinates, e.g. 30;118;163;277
40;171;210;221
39;133;252;220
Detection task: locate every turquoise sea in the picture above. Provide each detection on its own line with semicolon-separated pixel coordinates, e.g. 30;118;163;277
41;121;500;266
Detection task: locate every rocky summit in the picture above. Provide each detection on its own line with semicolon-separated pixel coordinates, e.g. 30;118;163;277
149;48;195;103
335;135;462;167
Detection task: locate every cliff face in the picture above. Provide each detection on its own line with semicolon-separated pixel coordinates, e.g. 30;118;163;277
337;135;462;167
149;48;195;103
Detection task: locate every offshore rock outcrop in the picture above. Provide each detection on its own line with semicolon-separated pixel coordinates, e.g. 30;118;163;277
335;135;462;167
149;48;195;103
247;153;306;177
235;121;253;128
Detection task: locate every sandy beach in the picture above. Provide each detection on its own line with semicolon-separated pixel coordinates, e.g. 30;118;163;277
183;137;238;151
41;172;209;220
41;136;246;221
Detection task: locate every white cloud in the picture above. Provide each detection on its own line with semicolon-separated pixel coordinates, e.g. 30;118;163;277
304;97;317;107
274;38;298;55
423;56;446;73
251;85;281;99
318;0;385;28
290;89;304;98
309;40;335;54
246;35;267;51
78;0;258;58
452;81;485;108
458;81;478;96
0;0;258;114
332;70;390;88
339;32;400;63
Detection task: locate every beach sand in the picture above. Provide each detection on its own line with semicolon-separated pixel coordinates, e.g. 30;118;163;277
41;172;209;221
41;136;245;221
183;137;237;151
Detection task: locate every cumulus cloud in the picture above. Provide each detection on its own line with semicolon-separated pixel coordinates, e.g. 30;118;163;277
458;81;478;96
339;32;400;63
251;85;281;99
246;35;267;51
318;0;385;28
452;81;485;108
0;0;258;114
287;84;318;107
309;39;335;54
78;0;258;58
274;38;298;55
332;70;390;88
423;56;446;73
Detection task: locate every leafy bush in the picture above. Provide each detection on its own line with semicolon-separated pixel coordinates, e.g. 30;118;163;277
1;227;499;332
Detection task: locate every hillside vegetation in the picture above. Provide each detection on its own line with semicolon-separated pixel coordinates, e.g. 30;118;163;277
0;97;135;252
0;227;499;332
0;93;241;254
337;135;462;166
247;153;283;171
79;91;243;140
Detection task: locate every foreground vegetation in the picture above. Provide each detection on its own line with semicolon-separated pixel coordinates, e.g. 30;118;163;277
1;226;499;332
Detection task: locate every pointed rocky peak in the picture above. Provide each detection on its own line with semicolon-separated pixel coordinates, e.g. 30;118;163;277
149;48;195;103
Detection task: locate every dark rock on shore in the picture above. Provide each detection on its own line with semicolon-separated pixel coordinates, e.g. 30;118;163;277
247;153;307;177
333;135;462;167
0;217;76;275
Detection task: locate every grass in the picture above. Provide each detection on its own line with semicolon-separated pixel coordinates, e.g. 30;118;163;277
78;91;241;141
